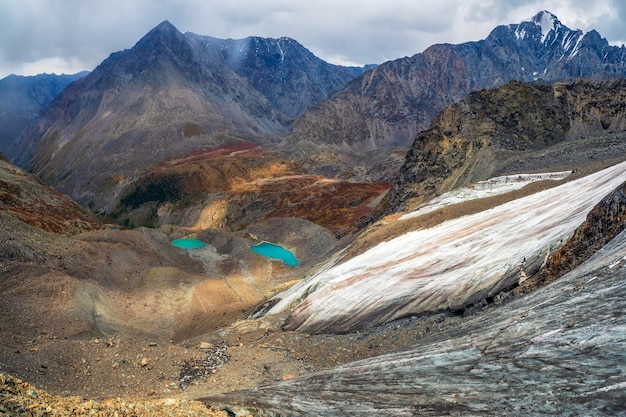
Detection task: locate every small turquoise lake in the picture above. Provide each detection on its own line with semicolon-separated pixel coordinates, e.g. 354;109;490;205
251;242;299;266
171;238;206;249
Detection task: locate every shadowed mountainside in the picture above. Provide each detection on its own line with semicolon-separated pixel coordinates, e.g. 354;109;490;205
186;34;368;118
0;72;87;156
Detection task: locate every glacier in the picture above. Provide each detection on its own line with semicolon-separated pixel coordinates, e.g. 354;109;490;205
266;160;626;333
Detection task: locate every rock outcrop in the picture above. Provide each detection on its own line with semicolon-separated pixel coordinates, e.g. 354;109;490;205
390;78;626;212
520;180;626;292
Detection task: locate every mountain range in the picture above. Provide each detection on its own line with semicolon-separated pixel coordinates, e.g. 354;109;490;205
288;11;626;157
6;20;369;213
5;10;626;224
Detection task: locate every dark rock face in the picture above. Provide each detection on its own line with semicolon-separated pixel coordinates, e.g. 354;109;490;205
0;72;86;157
204;194;626;416
15;21;364;211
187;34;364;118
288;11;626;155
389;78;626;211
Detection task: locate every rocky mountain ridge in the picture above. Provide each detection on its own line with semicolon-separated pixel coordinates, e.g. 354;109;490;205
390;78;626;211
186;33;368;118
6;10;626;222
288;11;626;165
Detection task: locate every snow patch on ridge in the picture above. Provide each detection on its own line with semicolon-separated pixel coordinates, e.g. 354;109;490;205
535;11;560;43
400;171;571;221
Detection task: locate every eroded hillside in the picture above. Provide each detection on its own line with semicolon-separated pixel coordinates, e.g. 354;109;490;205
113;143;391;236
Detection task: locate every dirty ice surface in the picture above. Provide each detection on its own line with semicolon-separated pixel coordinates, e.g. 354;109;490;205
268;162;626;333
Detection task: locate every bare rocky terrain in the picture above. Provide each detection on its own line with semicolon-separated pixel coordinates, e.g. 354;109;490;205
2;131;626;415
2;21;626;412
2;83;626;416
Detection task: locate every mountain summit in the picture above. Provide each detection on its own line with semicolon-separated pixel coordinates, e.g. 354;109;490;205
516;10;576;45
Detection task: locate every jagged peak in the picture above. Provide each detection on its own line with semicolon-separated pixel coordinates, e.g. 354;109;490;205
153;20;178;33
531;10;559;25
245;35;300;48
507;10;587;51
532;10;563;43
137;20;184;46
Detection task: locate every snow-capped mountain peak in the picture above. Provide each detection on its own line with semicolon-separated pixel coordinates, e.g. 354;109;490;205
507;10;591;63
533;10;561;43
514;10;572;45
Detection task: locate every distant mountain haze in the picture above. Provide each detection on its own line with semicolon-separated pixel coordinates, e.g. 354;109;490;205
0;72;87;157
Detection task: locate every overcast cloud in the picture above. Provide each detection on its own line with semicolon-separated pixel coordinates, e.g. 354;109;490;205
1;0;625;79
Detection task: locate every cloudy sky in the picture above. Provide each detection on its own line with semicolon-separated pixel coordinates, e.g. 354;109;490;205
1;0;625;79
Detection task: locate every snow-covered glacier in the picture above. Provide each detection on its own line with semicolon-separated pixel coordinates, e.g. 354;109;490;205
266;160;626;333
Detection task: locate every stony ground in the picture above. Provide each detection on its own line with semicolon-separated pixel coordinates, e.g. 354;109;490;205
1;300;477;416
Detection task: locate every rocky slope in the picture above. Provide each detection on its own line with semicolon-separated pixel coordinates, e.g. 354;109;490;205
0;157;340;404
0;156;100;234
287;11;626;176
2;113;626;417
0;72;86;156
112;143;391;236
187;34;367;118
3;146;625;416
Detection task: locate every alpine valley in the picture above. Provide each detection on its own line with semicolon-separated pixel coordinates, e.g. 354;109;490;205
1;10;625;417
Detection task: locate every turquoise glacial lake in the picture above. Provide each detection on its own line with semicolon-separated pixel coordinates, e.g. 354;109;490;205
171;238;206;249
251;242;299;266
